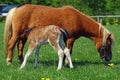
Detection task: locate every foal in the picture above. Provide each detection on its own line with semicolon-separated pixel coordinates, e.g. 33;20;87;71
20;25;73;70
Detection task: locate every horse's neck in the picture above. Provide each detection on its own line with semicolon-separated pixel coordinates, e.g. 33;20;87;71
81;17;104;44
82;19;102;39
87;23;109;48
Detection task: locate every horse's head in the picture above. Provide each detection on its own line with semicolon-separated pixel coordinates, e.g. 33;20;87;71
97;34;114;63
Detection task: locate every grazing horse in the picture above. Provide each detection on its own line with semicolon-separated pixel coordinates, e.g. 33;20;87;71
4;4;114;65
20;25;73;70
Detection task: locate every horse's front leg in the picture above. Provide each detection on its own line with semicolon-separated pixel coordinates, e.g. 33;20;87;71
64;38;75;65
17;38;27;64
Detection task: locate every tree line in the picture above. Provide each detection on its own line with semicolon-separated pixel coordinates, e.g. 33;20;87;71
0;0;120;24
0;0;120;15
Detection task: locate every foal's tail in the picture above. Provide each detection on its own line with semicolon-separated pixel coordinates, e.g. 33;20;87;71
20;28;33;38
60;29;69;43
4;8;17;57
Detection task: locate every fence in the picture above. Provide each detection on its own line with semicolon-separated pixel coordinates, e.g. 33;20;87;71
1;15;120;24
91;15;120;24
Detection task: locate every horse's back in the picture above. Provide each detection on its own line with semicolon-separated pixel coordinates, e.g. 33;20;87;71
12;4;81;38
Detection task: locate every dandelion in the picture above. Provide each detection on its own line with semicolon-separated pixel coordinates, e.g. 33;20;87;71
117;51;120;53
75;58;78;62
108;63;114;67
41;78;45;80
46;78;50;80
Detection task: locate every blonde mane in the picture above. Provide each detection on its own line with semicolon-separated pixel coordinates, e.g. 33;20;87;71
99;23;114;46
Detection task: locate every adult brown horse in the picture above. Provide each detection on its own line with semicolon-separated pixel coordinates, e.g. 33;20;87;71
4;4;114;65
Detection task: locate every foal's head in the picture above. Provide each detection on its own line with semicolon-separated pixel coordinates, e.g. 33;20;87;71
95;25;114;62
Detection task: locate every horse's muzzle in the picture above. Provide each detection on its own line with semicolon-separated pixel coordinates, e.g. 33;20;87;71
101;53;112;62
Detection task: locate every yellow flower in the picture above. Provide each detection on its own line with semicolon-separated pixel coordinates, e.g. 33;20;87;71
75;58;78;61
108;63;114;67
117;51;120;53
46;78;50;80
41;78;45;80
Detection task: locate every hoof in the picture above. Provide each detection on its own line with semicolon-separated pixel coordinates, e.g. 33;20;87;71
57;68;61;71
6;58;12;65
65;59;69;66
34;65;37;69
20;66;24;69
6;61;12;65
57;67;62;71
18;60;23;64
70;65;74;69
18;57;24;64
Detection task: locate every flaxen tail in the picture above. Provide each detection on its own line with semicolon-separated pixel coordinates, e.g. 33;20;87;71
4;8;17;57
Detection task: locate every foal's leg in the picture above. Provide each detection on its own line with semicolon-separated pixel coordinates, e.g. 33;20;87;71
64;47;73;68
48;39;64;70
64;38;75;65
20;46;34;69
57;49;64;70
59;37;73;68
34;45;41;68
17;38;27;64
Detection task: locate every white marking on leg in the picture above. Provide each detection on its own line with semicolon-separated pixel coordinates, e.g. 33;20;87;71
64;48;73;68
20;47;34;69
6;58;12;65
57;49;64;70
48;39;64;70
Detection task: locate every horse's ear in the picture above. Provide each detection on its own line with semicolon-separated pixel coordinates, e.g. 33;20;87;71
108;34;111;38
107;34;114;45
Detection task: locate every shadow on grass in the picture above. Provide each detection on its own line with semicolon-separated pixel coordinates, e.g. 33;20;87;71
28;59;58;67
28;59;120;69
73;60;103;68
112;61;120;65
28;59;103;68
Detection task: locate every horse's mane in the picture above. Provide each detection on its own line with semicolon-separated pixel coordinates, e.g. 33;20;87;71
62;6;114;46
99;24;114;46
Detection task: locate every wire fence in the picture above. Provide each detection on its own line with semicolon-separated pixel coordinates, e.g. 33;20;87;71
91;15;120;25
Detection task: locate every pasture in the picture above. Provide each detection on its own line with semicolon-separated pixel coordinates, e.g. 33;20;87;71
0;22;120;80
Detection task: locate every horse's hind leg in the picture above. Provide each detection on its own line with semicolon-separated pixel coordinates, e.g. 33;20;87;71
48;39;64;70
6;34;19;64
34;45;40;68
17;38;27;64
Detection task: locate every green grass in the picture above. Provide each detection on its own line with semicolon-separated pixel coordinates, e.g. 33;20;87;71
0;22;120;80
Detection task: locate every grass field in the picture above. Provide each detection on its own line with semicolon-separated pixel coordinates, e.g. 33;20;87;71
0;22;120;80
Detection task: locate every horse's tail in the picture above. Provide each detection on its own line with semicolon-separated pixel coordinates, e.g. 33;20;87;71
4;8;17;57
60;29;69;43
